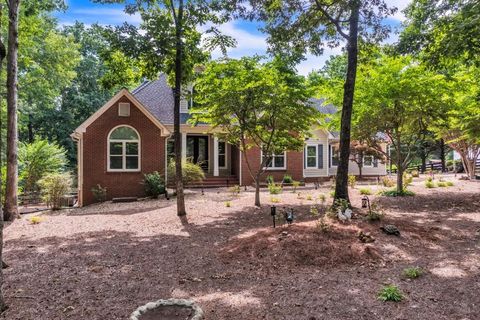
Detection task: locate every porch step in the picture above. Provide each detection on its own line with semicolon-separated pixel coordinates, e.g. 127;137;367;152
187;176;239;188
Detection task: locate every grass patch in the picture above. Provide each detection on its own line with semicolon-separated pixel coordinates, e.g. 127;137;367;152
437;181;447;187
381;189;415;197
425;181;435;188
378;284;404;302
225;201;231;208
29;216;44;224
403;267;423;279
359;188;372;195
446;181;454;186
270;197;281;203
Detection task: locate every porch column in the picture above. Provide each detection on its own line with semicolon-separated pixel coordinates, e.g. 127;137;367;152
213;136;219;176
181;132;187;161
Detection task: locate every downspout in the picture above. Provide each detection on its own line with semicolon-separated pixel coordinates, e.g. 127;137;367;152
70;131;83;207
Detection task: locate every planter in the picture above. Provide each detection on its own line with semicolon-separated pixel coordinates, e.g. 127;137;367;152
130;299;204;320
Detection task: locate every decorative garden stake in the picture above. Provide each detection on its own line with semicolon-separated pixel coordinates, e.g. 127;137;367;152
285;208;294;224
362;195;371;213
271;205;277;228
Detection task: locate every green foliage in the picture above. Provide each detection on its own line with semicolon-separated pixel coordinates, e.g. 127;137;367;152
403;173;413;190
359;188;372;195
348;175;356;188
425;181;435;188
291;180;300;193
316;217;331;233
317;193;326;204
382;177;395;188
306;194;313;201
229;185;241;196
282;174;293;184
167;160;205;185
29;216;44;225
426;176;433;183
378;285;404;302
403;267;423;279
446;181;454;187
309;206;319;217
268;183;282;195
225;201;231;208
270;196;280;203
266;175;275;184
382;189;415;197
38;173;72;210
436;181;447;188
366;203;384;221
18;139;67;194
333;198;349;212
143;171;166;198
410;170;419;177
91;184;107;203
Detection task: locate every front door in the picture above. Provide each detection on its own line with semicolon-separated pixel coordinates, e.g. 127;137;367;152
186;136;209;170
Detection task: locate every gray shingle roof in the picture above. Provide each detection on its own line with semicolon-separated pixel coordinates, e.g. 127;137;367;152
308;97;337;115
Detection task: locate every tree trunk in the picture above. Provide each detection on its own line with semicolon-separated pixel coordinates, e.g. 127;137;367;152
0;4;7;312
396;153;404;194
420;153;426;173
358;164;362;179
4;0;20;221
254;177;261;207
174;0;186;217
28;113;33;143
334;1;359;203
439;139;446;172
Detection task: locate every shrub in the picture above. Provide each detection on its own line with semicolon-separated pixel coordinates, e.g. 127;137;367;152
359;188;372;195
426;176;433;183
382;176;395;187
425;181;435;188
329;190;335;198
348;175;356;188
309;206;319;217
366;203;384;221
282;174;293;184
333;198;349;212
91;184;107;202
225;201;231;207
437;181;447;187
410;170;419;177
143;171;166;198
268;183;282;194
403;172;413;189
403;267;423;279
446;181;454;186
317;194;326;204
382;189;415;197
306;194;313;201
316;217;330;233
167;160;205;185
29;216;44;224
266;175;275;184
38;173;72;210
270;196;280;203
378;285;404;302
19;139;67;194
229;184;241;196
291;180;300;193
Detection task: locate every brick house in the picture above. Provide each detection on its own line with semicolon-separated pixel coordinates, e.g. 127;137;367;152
72;75;387;206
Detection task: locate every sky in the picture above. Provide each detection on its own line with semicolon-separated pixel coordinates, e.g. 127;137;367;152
57;0;412;76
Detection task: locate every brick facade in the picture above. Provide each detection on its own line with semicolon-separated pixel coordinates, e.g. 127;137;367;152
240;147;304;186
81;95;166;205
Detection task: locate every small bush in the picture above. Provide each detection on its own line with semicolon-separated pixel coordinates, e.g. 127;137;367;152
306;194;313;201
348;175;356;188
382;176;395;187
38;173;72;210
282;174;293;184
382;189;415;197
410;170;419;177
270;196;280;203
91;184;107;202
366;203;384;221
437;181;447;187
266;175;275;184
403;267;423;279
425;181;435;188
378;285;404;302
29;216;44;224
316;217;330;233
317;194;326;204
225;201;231;207
291;180;300;193
143;171;165;198
167;160;205;185
403;173;413;190
229;184;241;196
359;188;372;195
446;181;454;186
268;183;282;195
329;190;335;198
426;176;433;182
309;206;319;217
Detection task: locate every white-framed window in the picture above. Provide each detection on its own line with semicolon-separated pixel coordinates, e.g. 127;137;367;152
306;145;317;168
363;155;374;167
218;140;227;168
261;150;287;170
108;125;140;172
331;145;339;167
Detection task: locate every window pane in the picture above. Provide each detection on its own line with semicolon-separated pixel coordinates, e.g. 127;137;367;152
274;155;285;168
110;142;123;155
110;156;123;169
307;146;316;157
167;139;175;162
126;142;138;155
219;154;226;167
364;156;373;166
307;157;316;167
263;155;273;167
218;141;226;154
126;156;139;169
110;126;138;140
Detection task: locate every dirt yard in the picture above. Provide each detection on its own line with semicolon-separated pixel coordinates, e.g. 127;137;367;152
2;174;480;319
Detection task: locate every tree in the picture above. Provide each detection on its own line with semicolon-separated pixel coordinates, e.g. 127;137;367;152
192;57;318;206
349;141;384;178
232;0;395;204
98;0;235;216
350;55;447;193
0;2;6;313
4;0;20;221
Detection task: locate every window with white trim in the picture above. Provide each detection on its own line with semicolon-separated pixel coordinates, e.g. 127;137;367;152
331;145;340;167
108;126;140;171
363;155;374;167
262;151;286;170
306;145;317;168
218;140;227;168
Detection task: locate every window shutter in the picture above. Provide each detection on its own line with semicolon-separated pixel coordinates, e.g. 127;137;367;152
318;144;323;169
304;147;306;169
328;145;331;168
373;157;378;167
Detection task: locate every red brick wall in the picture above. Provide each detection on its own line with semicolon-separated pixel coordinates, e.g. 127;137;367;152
240;146;303;185
81;96;166;205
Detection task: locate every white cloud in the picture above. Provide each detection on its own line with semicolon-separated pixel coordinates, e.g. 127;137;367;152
70;8;142;25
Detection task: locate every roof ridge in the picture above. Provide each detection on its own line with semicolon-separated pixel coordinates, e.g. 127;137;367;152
131;80;151;95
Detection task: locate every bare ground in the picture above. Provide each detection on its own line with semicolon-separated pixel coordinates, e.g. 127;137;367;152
1;174;480;319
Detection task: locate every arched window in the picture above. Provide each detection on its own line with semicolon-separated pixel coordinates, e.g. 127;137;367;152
108;126;140;171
